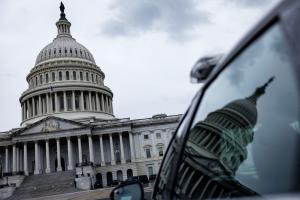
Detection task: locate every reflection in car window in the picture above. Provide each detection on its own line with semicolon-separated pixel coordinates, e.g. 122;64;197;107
175;24;299;199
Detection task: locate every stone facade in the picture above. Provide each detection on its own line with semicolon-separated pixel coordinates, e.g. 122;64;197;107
0;3;182;188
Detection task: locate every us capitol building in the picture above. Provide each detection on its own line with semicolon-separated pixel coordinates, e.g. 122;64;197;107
0;3;181;193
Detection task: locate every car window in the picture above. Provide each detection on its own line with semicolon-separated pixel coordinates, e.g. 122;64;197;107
174;24;300;199
154;111;192;199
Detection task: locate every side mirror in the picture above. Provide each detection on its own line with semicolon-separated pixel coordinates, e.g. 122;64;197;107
110;181;144;200
190;54;223;83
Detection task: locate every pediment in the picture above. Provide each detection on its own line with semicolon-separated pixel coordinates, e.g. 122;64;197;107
18;116;87;135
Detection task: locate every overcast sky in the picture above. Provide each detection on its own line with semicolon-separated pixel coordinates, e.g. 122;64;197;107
0;0;281;132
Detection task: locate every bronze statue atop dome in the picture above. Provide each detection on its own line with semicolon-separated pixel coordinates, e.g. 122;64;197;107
59;2;66;20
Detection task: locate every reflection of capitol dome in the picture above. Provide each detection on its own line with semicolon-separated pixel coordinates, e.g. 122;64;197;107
19;3;114;126
223;98;258;127
171;78;274;199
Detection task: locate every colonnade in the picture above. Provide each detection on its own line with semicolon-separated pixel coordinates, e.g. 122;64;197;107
2;132;135;175
21;91;113;121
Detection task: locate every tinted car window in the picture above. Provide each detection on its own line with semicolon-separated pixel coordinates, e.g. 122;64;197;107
174;24;300;199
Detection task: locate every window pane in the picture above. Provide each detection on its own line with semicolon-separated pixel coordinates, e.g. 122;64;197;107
175;24;299;199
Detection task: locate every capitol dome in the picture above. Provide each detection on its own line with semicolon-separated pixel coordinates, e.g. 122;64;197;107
35;37;96;65
19;3;114;126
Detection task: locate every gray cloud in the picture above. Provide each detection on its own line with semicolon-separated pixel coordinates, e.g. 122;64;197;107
228;0;280;8
101;0;210;41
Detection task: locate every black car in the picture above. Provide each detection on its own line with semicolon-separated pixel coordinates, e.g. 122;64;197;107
110;0;300;199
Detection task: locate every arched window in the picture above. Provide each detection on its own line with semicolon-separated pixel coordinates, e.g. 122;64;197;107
66;71;69;80
80;72;83;80
35;77;38;86
46;73;49;83
70;48;72;54
59;71;62;81
91;74;94;82
39;75;42;84
127;169;133;179
52;72;55;81
73;71;76;80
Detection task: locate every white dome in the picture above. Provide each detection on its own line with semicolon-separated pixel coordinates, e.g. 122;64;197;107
35;37;95;65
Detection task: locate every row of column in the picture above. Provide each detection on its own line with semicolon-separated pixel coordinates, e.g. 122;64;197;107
21;91;113;121
3;132;135;175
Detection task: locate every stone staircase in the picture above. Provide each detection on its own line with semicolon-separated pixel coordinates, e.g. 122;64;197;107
8;171;79;200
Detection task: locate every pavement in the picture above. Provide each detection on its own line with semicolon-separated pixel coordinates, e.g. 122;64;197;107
23;187;153;200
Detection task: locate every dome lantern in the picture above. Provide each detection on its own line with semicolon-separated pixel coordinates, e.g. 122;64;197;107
56;2;72;38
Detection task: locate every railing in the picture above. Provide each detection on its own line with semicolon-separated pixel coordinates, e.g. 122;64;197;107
75;162;94;167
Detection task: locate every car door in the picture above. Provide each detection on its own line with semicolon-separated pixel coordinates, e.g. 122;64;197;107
174;16;300;200
153;1;300;199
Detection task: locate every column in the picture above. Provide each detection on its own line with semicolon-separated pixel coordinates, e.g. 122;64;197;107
55;92;59;112
12;145;16;173
129;132;135;162
56;138;62;172
88;91;92;110
21;103;24;121
99;135;105;166
119;133;126;164
45;140;51;173
64;91;67;112
109;134;115;165
49;93;53;113
105;96;109;113
28;99;31;118
101;94;105;112
88;135;94;163
23;143;28;175
96;93;100;111
80;91;84;111
34;141;40;174
46;94;49;114
32;98;36;117
77;136;82;163
5;147;9;173
72;91;76;111
67;137;73;170
16;147;19;172
39;95;42;115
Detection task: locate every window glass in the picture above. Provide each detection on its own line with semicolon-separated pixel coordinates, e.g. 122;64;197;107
175;24;299;199
156;132;161;139
146;148;151;158
73;71;76;80
59;72;62;81
144;134;149;140
148;166;154;176
52;72;55;82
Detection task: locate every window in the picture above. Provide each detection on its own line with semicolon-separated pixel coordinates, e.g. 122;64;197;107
39;75;42;84
58;92;64;111
144;134;149;140
45;73;49;83
175;24;300;199
66;71;69;80
80;72;83;80
86;72;89;81
148;166;154;176
66;92;72;111
146;148;151;158
75;92;80;110
59;71;62;81
157;146;164;157
91;74;94;82
73;71;76;80
156;132;161;139
52;72;55;81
